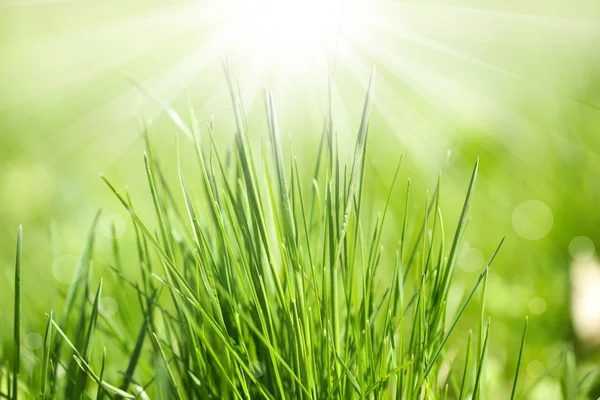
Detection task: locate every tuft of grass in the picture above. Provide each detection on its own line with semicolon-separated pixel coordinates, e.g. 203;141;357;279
3;70;529;399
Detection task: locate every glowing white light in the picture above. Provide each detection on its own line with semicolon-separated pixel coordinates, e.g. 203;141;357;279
571;258;600;345
213;0;369;72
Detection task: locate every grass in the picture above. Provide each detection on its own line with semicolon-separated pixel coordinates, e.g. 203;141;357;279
3;68;588;399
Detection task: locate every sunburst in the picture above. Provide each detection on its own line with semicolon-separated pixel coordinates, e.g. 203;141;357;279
1;0;600;173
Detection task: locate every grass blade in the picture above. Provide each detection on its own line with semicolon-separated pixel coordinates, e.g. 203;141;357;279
424;238;504;379
472;319;490;399
40;311;53;400
12;225;22;400
510;317;528;400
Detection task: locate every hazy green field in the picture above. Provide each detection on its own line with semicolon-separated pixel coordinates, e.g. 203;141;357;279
2;0;600;398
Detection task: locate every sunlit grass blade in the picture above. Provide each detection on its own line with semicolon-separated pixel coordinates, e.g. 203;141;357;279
510;316;528;400
424;238;504;379
96;348;107;400
458;330;473;400
562;346;577;400
333;68;376;265
50;320;135;399
73;280;103;397
40;311;53;400
472;319;490;399
12;225;22;400
58;210;102;327
151;333;185;400
118;289;160;395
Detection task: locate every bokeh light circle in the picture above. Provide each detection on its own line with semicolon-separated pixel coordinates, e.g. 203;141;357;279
24;332;43;350
569;236;595;261
512;200;553;240
99;297;119;317
52;255;79;285
99;214;127;239
458;246;484;273
528;297;547;315
527;360;546;378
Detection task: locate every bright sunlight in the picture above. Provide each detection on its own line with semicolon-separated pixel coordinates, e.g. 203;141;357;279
212;0;370;72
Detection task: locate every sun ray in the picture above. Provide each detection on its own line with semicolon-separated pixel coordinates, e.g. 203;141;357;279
2;0;600;187
0;1;207;110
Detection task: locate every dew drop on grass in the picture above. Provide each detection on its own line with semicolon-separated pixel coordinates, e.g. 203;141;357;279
249;360;265;378
52;254;79;284
528;297;547;315
25;332;43;350
512;200;553;240
569;236;595;261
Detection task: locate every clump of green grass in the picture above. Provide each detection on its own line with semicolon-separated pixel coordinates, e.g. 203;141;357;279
3;69;537;399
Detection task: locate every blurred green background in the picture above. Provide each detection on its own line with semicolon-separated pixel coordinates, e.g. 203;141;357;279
2;0;600;397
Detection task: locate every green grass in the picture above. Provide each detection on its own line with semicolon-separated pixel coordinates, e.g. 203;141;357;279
2;69;593;399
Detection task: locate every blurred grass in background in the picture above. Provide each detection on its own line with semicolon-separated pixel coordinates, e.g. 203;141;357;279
2;0;600;397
